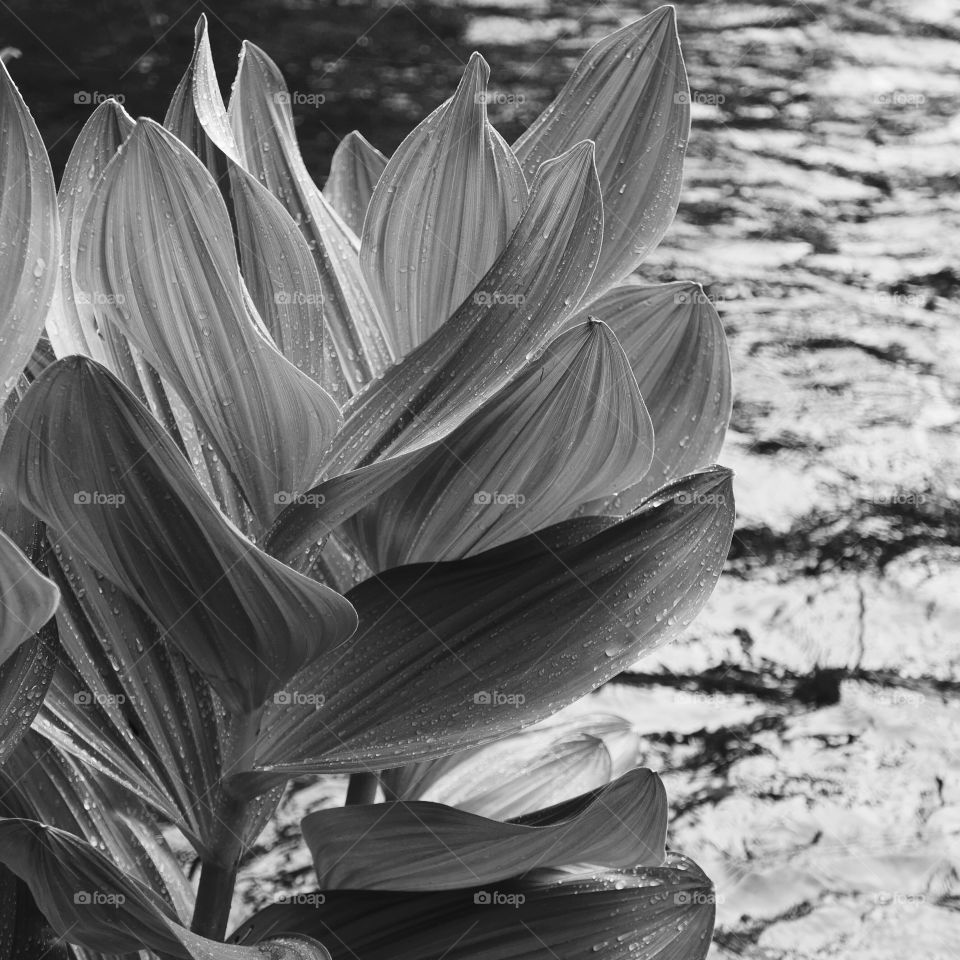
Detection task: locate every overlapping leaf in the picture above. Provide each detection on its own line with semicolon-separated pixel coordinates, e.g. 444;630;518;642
513;6;689;300
325;132;387;236
0;818;330;959
0;356;357;714
361;53;528;354
75;117;340;525
0;58;59;406
233;856;715;960
236;468;733;794
229;40;396;393
0;528;59;668
382;711;641;820
341;320;653;568
570;280;732;513
303;768;665;891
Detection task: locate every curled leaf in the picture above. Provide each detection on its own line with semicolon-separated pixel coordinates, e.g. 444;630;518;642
325;131;387;236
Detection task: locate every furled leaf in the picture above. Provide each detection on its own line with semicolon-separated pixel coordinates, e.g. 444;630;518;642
229;40;396;394
513;7;689;299
0;818;330;959
237;468;733;793
341;319;653;569
328;140;600;474
324;131;387;236
75;117;340;525
0;528;59;668
233;856;715;960
570;280;732;513
361;53;528;354
382;711;641;820
0;622;56;767
165;16;331;394
0;356;358;714
303;768;665;891
0;58;59;406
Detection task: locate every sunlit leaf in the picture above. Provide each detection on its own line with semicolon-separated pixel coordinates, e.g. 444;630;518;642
0;528;59;668
0;356;358;714
75;117;340;525
513;7;689;299
234;856;715;960
382;711;641;820
0;58;59;406
324;131;387;236
237;468;733;793
303;768;665;891
570;280;732;514
229;40;397;394
361;53;528;354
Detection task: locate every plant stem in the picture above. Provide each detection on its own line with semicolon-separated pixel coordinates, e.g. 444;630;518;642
190;710;261;940
345;770;379;805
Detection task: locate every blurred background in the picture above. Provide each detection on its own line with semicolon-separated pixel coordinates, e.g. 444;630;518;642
3;0;960;957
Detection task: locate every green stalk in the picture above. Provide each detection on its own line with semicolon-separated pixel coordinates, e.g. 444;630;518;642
190;709;261;940
345;770;379;805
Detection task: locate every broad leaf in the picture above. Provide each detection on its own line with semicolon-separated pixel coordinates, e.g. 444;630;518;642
75;117;340;525
0;622;56;767
571;280;732;513
303;768;666;891
237;468;733;793
382;711;641;820
233;856;715;960
324;131;387;236
0;58;59;406
342;319;653;568
229;40;397;394
312;139;602;483
513;7;689;300
0;818;329;959
0;356;357;714
361;53;527;354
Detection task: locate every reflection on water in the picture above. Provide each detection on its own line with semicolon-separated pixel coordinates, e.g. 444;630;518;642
3;0;636;180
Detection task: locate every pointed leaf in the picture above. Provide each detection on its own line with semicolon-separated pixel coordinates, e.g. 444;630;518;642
0;356;358;714
0;59;59;406
234;856;715;960
75;118;340;525
382;711;641;820
571;281;732;513
0;622;57;767
322;139;602;480
0;528;59;667
513;7;689;299
238;468;733;793
304;768;666;891
324;131;387;236
361;53;528;354
229;41;397;394
0;818;330;959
